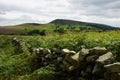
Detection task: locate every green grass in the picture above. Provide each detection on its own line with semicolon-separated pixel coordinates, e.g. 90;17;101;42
0;30;120;80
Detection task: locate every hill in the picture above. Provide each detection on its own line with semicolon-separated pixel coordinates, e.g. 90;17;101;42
51;19;119;30
0;19;120;35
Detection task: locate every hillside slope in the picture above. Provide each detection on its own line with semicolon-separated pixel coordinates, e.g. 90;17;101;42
0;27;25;35
0;19;119;35
51;19;119;30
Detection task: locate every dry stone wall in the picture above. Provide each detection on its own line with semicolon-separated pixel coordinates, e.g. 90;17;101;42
12;38;120;80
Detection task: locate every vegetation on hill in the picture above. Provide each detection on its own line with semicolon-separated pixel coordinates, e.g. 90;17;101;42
0;19;119;35
51;19;119;30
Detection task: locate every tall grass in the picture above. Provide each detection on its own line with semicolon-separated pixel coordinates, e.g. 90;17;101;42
0;30;120;79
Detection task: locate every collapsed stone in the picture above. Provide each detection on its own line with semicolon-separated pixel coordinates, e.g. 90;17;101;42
63;52;79;71
85;47;108;62
96;52;115;65
104;62;120;80
104;62;120;73
89;47;107;56
12;37;25;53
62;49;76;56
79;48;89;62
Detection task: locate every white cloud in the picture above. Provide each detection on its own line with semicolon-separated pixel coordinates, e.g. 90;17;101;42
0;0;120;27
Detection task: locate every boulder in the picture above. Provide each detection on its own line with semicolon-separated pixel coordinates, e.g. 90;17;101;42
89;47;107;56
92;63;104;77
96;52;115;65
12;37;20;43
86;55;98;62
63;60;70;70
12;38;25;47
39;47;44;54
104;62;120;80
79;48;89;62
71;52;79;62
92;52;114;77
32;48;51;55
86;47;108;62
32;48;42;54
62;49;76;56
104;62;120;73
63;52;79;71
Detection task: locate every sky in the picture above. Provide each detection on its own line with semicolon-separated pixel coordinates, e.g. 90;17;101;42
0;0;120;27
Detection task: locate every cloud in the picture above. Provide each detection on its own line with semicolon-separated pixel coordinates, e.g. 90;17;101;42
68;0;120;17
0;0;120;27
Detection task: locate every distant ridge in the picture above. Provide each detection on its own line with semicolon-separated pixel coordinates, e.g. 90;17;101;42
51;19;119;30
0;19;119;34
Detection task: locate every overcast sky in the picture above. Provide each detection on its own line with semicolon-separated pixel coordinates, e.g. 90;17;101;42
0;0;120;27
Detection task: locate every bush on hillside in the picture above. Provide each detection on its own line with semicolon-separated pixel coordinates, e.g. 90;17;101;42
54;27;66;34
27;29;46;36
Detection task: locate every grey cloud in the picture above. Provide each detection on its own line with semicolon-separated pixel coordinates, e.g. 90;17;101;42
0;0;120;27
0;15;40;26
104;1;120;9
0;3;20;12
0;11;6;15
68;0;120;19
69;0;118;6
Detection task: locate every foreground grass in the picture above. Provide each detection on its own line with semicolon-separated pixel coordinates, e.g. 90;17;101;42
0;30;120;80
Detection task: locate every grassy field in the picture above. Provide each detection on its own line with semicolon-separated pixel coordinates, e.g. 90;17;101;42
0;19;120;80
0;29;120;80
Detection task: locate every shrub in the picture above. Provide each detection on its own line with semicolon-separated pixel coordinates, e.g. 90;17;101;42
27;29;46;36
54;27;66;34
27;29;40;35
